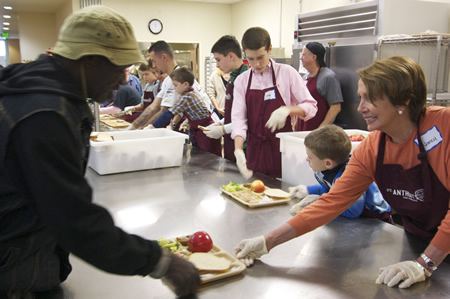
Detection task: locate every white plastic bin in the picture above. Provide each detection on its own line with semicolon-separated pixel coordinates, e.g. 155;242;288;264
276;129;370;186
88;129;188;175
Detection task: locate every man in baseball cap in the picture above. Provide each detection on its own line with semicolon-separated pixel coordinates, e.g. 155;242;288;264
297;41;343;131
0;6;200;298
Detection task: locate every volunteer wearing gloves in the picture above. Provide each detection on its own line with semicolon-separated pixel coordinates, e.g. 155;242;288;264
0;6;200;297
233;56;450;289
231;27;317;179
289;124;391;221
204;35;249;162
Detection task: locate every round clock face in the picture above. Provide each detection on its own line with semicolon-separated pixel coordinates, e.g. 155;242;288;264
148;19;163;34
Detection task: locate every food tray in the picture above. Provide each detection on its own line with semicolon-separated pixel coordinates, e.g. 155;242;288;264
100;118;130;128
197;244;246;283
220;186;291;208
165;238;246;284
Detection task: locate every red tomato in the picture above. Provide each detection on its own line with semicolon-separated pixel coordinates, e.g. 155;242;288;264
250;180;265;193
349;134;365;142
188;231;213;253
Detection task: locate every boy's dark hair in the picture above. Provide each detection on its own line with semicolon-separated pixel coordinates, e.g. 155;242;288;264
170;67;194;87
211;35;242;58
304;125;351;164
149;40;174;59
241;27;271;51
138;59;152;72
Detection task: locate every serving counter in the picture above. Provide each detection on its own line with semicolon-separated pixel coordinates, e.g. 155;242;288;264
61;145;450;298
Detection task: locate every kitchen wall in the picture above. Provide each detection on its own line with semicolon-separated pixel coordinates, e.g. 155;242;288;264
102;0;232;85
18;13;58;62
13;0;449;84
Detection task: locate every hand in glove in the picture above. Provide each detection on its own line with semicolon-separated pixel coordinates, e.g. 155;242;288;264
265;106;291;133
125;124;136;131
124;106;136;113
161;253;201;297
204;124;225;139
290;194;320;216
234;149;253;180
233;236;268;267
288;184;308;200
375;261;426;288
144;124;155;130
179;119;190;132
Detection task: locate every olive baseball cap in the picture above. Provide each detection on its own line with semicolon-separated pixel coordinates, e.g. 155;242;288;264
48;5;145;66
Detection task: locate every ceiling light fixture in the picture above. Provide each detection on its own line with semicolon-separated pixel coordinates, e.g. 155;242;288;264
4;6;12;10
3;22;9;26
3;27;9;30
3;15;11;19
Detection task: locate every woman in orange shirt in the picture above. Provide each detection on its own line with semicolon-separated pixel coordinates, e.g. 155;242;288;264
233;56;450;289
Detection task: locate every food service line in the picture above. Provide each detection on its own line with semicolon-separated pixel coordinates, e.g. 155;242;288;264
61;145;450;298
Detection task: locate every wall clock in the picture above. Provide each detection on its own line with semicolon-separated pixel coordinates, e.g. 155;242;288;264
148;19;163;35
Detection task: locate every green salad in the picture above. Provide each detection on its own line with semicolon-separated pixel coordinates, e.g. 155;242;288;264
222;181;245;192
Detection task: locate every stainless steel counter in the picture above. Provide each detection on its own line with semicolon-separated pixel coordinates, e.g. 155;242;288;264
61;145;450;298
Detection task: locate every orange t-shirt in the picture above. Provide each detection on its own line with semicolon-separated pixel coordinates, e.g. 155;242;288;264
288;106;450;253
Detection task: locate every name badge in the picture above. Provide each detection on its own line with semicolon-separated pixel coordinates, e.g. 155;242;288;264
414;125;442;152
264;89;276;101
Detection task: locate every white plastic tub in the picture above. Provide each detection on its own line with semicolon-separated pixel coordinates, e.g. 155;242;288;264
276;129;370;186
88;129;188;175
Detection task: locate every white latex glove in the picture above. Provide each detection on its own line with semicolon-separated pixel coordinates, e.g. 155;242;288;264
204;125;224;139
234;149;253;180
375;261;426;288
289;194;320;216
288;184;309;200
179;119;190;132
125;124;136;131
233;236;268;267
265;106;291;133
124;106;135;113
144;124;155;130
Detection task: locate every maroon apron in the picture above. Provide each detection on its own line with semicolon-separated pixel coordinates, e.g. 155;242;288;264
188;116;222;157
245;65;292;178
296;70;329;131
142;90;155;110
223;64;246;162
374;123;449;241
142;81;161;110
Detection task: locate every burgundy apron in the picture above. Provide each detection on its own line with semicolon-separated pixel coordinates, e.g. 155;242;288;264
374;123;449;241
188;116;222;157
142;81;161;110
142;90;155;110
223;64;246;162
245;65;292;178
296;70;328;131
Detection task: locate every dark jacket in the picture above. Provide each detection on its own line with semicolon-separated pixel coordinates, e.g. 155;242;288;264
0;55;161;292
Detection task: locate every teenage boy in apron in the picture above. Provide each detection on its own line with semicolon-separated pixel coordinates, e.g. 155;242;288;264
231;27;317;179
204;35;249;162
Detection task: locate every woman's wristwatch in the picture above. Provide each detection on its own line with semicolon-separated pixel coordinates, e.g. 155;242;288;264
416;252;438;277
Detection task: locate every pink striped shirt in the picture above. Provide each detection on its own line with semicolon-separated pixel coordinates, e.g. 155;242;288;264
231;59;317;140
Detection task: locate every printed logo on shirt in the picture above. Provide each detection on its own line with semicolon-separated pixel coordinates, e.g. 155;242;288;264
385;188;424;202
414;126;442;152
264;89;276;101
162;89;175;105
